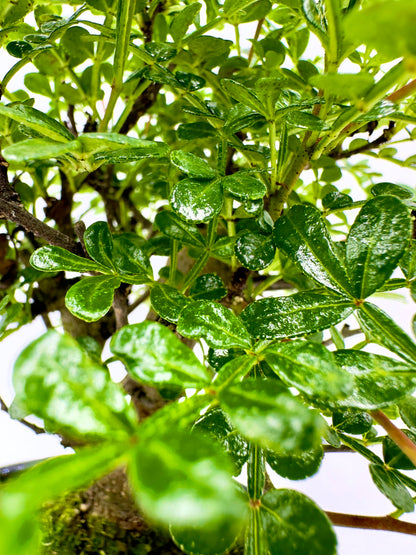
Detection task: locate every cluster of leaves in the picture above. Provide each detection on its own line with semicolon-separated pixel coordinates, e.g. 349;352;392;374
2;0;416;554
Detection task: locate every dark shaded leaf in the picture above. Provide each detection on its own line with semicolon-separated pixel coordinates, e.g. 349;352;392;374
383;430;416;470
189;273;227;301
267;445;323;480
332;409;373;435
235;232;276;271
155;211;206;247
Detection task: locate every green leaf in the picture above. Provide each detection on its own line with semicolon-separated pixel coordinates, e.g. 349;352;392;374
110;321;210;387
266;446;323;481
357;302;416;363
213;354;257;389
219;379;324;452
61;26;94;67
221;79;266;115
273;204;352;295
177;301;252;349
189;273;227;301
399;395;416;430
220;173;267;200
65;276;120;322
193;407;249;474
286;110;327;131
369;464;414;513
23;72;52;96
264;340;353;402
240;291;355;339
83;221;116;270
112;233;153;282
345;0;416;60
371;182;415;200
170;178;223;222
150;284;192;323
260;489;337;555
175;71;206;92
177;122;217;140
171;150;217;179
128;428;245;527
12;330;134;439
310;73;374;100
332;349;416;410
337;432;384;466
0;103;74;142
2;138;79;163
145;41;177;62
235;232;276;271
6;39;32;58
346;196;411;299
332;409;373;435
30;245;106;274
170;517;243;555
155;211;206;247
0;443;125;555
0;0;34;27
170;2;202;43
383;430;416;470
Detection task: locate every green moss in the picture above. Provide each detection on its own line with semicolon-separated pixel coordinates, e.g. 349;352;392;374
39;491;183;555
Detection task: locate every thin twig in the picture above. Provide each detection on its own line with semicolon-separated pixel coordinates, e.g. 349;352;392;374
248;18;265;65
371;409;416;467
326;511;416;536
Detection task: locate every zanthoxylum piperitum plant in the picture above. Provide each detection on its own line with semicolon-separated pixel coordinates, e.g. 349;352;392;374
1;0;416;553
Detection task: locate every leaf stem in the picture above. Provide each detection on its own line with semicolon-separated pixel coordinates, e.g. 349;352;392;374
169;239;178;285
371;409;416;467
269;119;278;193
180;251;209;293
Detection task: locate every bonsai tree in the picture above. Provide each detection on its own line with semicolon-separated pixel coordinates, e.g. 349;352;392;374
1;0;416;553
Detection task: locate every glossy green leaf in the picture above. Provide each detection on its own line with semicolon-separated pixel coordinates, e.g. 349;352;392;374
189;273;227;301
170;2;202;43
112;233;153;282
371;182;414;200
273;204;352;295
399;395;416;430
235;232;276;271
221;79;266;115
266;445;324;481
170;178;223;223
2;138;79;163
337;433;384;466
65;276;120;322
145;42;177;62
177;301;252;349
346;196;411;299
150;284;192;323
211;235;238;262
6;39;32;58
0;103;74;142
332;349;416;410
155;211;206;247
93;144;168;165
0;443;125;555
369;464;414;512
264;340;353;402
322;191;354;210
12;330;134;439
240;291;355;339
220;173;267;200
286;111;327;131
170;517;243;555
332;409;373;435
110;321;210;387
30;245;106;274
83;221;115;270
213;354;257;389
260;489;337;555
193;407;249;474
171;150;216;179
175;71;206;92
383;430;416;470
207;347;246;369
345;0;416;60
357;302;416;363
219;379;324;452
310;73;374;100
177;122;217;140
128;428;245;527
